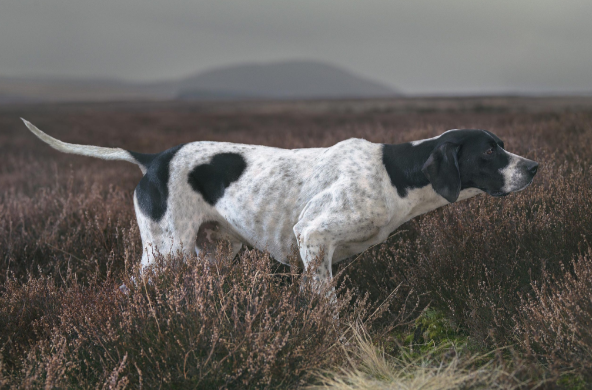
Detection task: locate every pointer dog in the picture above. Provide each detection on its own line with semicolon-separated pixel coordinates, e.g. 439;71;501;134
22;120;538;285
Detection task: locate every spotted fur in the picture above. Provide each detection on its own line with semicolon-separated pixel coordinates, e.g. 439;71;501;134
21;120;538;287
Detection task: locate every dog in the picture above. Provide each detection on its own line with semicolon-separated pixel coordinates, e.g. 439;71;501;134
22;119;538;286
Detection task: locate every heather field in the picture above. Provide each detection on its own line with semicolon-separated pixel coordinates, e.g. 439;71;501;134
2;97;592;389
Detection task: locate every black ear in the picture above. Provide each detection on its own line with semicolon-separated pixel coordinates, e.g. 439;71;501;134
421;142;461;203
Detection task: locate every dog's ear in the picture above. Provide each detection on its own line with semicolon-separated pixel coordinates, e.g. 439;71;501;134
421;142;461;203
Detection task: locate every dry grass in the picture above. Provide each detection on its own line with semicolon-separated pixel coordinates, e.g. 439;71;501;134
1;98;592;388
312;324;543;390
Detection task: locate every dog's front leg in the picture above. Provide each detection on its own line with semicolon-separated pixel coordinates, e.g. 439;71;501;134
293;222;337;303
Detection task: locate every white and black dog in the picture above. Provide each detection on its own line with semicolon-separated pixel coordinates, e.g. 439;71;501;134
22;120;537;285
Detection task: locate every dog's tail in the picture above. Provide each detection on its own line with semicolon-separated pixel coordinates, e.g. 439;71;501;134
21;118;154;174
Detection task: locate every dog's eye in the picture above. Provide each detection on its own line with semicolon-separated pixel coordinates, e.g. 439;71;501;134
485;148;494;155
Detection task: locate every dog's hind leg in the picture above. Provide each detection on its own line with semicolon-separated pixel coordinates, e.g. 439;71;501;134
194;221;218;261
134;194;200;270
136;219;199;269
195;221;243;262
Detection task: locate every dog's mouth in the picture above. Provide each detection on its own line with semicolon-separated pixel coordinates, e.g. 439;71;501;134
511;178;535;194
485;178;535;197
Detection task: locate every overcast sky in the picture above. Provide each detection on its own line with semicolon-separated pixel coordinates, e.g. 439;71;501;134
2;0;592;95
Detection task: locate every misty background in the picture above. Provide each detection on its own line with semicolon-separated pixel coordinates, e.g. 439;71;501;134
1;0;591;102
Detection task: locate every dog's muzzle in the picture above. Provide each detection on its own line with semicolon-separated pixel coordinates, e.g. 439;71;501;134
499;156;539;195
516;159;538;191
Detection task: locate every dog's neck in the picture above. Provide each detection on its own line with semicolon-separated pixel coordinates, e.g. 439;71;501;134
382;139;483;215
400;185;483;224
382;140;437;199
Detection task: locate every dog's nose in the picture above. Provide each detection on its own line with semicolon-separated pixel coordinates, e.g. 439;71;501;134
526;161;538;176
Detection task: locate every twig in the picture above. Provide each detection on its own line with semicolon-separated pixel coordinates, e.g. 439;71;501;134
46;243;84;262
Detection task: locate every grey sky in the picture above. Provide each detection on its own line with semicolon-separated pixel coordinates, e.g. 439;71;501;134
2;0;591;95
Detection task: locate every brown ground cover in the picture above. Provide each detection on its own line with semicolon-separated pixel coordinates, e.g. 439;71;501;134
1;97;592;388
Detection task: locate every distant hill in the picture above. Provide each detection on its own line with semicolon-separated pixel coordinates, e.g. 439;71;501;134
0;60;400;104
175;61;399;100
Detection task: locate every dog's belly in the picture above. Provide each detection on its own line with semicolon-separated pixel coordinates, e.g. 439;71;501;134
215;195;302;264
212;165;309;263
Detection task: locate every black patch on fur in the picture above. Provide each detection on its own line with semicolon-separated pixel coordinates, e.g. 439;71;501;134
134;144;185;221
128;150;158;169
382;142;434;197
188;153;247;205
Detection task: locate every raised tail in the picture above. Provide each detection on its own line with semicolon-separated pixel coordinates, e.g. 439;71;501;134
21;118;153;174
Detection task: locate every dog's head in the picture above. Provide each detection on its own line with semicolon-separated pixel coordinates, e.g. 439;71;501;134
421;129;538;203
